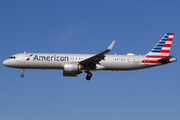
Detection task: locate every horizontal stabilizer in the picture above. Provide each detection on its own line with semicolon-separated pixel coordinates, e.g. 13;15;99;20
158;55;175;63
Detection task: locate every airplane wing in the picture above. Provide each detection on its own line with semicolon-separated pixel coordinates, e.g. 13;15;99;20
79;40;115;68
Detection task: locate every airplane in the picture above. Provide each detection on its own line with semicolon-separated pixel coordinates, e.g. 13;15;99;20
3;33;177;80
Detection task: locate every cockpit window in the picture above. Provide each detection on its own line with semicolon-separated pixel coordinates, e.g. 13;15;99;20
9;56;16;59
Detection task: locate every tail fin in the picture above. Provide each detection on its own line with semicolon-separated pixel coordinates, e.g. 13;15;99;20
146;33;174;58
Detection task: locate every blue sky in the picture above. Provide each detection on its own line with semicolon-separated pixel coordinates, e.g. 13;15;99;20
0;0;180;120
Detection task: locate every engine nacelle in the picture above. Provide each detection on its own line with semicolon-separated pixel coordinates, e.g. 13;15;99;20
63;63;82;77
63;63;81;72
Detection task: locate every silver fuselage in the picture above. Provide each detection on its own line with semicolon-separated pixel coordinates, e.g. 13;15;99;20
3;53;171;71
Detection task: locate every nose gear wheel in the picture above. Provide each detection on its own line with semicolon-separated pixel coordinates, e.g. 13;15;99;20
21;69;25;78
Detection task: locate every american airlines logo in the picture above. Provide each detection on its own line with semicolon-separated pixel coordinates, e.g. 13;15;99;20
26;54;33;61
33;55;69;61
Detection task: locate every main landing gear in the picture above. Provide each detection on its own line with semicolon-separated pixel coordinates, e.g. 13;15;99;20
86;72;92;81
21;69;24;78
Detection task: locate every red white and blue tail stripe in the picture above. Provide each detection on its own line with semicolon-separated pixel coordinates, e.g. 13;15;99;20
142;33;174;64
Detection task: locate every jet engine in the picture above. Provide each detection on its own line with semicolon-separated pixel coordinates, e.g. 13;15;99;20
63;63;82;77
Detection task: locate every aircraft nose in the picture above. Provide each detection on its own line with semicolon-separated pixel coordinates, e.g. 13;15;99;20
3;60;9;66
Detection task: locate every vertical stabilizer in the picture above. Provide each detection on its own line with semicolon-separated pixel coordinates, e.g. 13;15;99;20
146;33;174;57
142;33;174;64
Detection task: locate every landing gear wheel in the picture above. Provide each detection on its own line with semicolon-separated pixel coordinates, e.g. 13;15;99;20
86;76;91;80
21;74;24;78
86;72;92;81
21;69;25;78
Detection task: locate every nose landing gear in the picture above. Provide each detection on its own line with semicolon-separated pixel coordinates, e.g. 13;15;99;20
86;72;92;81
21;69;24;78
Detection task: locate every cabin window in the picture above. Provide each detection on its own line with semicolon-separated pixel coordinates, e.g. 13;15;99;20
9;56;15;59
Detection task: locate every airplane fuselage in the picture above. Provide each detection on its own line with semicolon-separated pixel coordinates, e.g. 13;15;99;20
3;53;168;71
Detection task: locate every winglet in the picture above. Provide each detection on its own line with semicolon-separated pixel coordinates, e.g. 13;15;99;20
108;40;115;50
